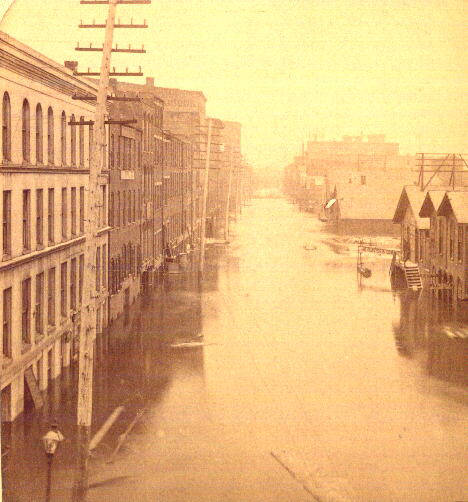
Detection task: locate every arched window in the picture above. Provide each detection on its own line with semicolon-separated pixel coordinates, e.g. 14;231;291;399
89;124;93;168
109;259;114;293
116;191;120;227
35;103;43;164
110;134;114;168
22;99;30;162
122;244;127;278
2;92;11;161
109;192;114;227
122;191;126;226
70;114;76;165
47;107;54;164
137;189;141;220
61;111;66;165
79;116;84;167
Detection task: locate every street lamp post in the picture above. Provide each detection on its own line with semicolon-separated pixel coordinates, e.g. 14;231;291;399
42;422;65;501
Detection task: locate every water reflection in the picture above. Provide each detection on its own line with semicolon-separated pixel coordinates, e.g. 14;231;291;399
394;291;468;385
2;259;207;502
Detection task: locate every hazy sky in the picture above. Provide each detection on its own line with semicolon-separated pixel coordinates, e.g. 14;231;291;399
1;0;466;169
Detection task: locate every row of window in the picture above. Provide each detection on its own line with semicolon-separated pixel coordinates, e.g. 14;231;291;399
109;243;141;294
2;245;107;359
2;92;93;167
109;189;141;228
110;134;141;170
2;187;85;257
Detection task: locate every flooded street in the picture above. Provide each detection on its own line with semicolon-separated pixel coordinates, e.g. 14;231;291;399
3;198;467;502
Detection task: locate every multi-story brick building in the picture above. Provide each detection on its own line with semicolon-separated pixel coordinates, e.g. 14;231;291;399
151;83;206;242
107;81;164;321
0;32;109;421
218;121;242;236
163;132;192;259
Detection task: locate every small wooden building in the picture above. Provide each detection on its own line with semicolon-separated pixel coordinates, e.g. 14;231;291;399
421;191;468;301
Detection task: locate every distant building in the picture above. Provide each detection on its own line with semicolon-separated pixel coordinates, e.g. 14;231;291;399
285;135;415;234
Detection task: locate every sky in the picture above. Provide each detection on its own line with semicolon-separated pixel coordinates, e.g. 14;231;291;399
1;0;466;170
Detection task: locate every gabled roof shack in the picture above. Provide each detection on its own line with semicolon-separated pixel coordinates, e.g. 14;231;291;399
393;185;430;228
437;191;468;223
419;190;449;218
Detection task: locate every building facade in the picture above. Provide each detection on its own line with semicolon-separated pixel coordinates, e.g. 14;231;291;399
0;32;109;421
107;81;164;321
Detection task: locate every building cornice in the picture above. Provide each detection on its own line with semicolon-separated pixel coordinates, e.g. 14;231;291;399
0;237;86;272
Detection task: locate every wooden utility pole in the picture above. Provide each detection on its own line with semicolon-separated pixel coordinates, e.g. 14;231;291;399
74;1;149;498
224;147;233;241
75;2;117;498
199;118;212;273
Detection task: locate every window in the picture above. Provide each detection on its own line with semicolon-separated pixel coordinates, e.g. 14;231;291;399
22;278;31;345
101;185;107;227
22;99;30;162
47;267;55;326
116;134;120;167
61;112;66;165
120;137;124;169
23;190;31;251
110;134;114;168
449;220;454;261
36;103;43;164
48;188;54;244
79;116;84;167
3;287;12;358
79;187;85;234
102;244;107;290
2;92;11;161
70;257;77;310
458;225;463;262
70;114;76;165
122;191;126;226
35;272;44;335
60;262;67;317
79;254;84;304
89;124;93;168
110;192;114;226
438;218;443;255
96;246;101;291
61;188;67;239
36;189;43;247
47;107;54;164
116;191;120;226
2;190;11;256
71;187;76;236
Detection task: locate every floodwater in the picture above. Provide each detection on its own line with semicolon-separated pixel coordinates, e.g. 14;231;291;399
2;198;467;502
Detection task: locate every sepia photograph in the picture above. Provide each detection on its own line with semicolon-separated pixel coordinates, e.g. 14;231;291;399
0;1;467;500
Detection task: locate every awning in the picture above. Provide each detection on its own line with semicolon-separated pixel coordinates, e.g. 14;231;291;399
325;198;337;209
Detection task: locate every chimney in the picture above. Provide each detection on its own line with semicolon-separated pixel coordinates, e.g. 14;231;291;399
64;61;78;72
146;77;155;87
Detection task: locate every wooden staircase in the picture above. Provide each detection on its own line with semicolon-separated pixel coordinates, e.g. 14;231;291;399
403;263;422;290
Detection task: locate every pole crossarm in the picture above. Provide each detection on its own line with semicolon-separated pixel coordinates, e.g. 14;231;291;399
72;94;142;102
76;43;146;53
80;20;148;28
74;67;143;76
69;119;136;126
81;0;150;3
